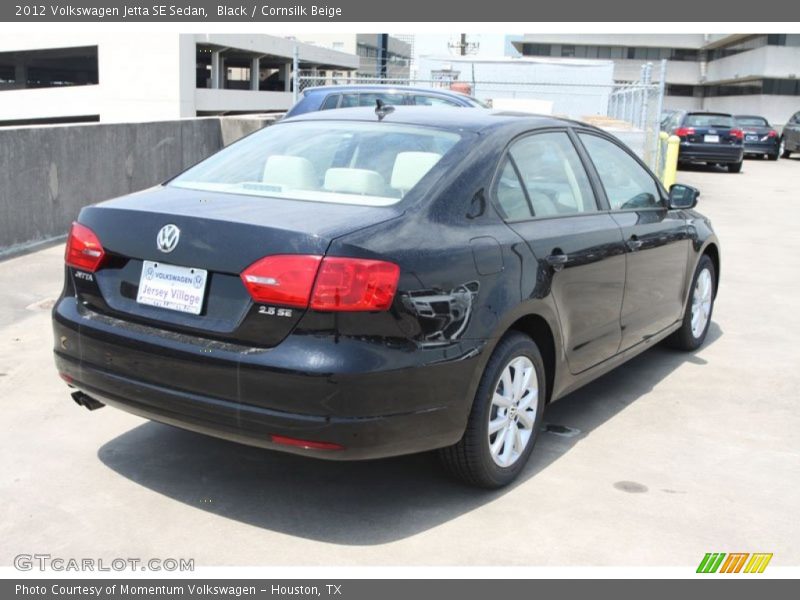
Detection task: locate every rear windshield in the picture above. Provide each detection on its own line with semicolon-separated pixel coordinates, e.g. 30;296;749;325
170;121;461;206
735;116;769;127
684;114;735;128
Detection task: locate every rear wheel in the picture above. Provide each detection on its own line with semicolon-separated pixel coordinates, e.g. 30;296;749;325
780;138;791;158
768;152;779;161
727;161;743;173
667;255;715;351
439;332;546;488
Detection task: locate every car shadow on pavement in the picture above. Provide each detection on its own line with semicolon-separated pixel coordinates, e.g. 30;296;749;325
98;323;722;545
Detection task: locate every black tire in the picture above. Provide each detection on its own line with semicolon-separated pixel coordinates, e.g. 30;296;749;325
666;255;716;351
439;331;546;489
768;153;779;161
727;161;743;173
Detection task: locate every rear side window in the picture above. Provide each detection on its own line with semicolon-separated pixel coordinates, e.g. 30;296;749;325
357;92;405;107
684;114;735;128
495;160;532;220
498;131;597;219
412;95;461;107
340;94;358;108
578;133;662;211
320;94;340;110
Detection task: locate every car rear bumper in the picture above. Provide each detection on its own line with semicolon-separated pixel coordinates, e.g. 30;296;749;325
743;140;780;154
53;297;482;460
678;143;743;164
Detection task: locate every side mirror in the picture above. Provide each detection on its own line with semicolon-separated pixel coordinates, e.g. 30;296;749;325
668;184;700;209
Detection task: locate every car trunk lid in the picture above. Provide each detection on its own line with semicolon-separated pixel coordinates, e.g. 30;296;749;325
76;185;402;347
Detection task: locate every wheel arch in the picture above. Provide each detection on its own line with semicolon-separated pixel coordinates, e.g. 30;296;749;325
702;242;721;298
506;314;557;404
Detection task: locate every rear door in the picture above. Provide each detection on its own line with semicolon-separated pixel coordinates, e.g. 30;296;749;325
495;129;626;374
577;132;691;350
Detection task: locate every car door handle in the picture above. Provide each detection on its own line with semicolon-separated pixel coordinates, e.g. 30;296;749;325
545;252;569;271
626;236;643;251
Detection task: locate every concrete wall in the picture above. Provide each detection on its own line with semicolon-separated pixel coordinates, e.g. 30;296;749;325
0;116;273;254
706;46;800;82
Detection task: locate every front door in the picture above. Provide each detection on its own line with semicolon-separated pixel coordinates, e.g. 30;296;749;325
577;132;691;350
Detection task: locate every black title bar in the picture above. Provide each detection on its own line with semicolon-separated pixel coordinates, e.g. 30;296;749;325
2;0;800;21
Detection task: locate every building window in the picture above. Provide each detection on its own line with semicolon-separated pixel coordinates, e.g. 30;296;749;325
0;46;98;90
665;84;697;97
701;79;800;97
521;43;552;57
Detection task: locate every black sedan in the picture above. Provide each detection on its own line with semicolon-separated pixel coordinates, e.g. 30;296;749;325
735;114;780;160
53;107;720;488
663;110;744;172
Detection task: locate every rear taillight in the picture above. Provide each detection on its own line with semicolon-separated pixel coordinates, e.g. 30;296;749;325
241;255;323;308
240;255;400;312
730;128;744;140
675;127;695;138
767;130;778;138
65;222;105;272
310;258;400;312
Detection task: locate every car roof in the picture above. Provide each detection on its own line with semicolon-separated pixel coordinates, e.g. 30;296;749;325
281;106;593;134
734;114;768;119
686;111;734;117
302;85;471;98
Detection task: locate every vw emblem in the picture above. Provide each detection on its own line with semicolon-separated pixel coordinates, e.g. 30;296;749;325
156;224;180;253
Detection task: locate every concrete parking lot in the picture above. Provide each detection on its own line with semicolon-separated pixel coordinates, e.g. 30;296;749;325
1;158;798;567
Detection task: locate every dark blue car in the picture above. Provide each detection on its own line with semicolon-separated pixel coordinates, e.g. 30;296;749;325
286;85;488;118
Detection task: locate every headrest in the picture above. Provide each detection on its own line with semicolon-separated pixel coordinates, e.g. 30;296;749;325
262;155;317;190
390;152;442;192
323;168;385;196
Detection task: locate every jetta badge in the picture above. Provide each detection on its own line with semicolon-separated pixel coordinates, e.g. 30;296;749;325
156;224;180;253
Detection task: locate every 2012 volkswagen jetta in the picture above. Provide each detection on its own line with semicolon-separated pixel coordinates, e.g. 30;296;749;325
53;107;720;488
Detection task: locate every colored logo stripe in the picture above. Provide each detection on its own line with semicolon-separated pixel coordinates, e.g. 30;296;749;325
744;553;773;573
697;553;726;573
719;553;749;573
697;552;773;573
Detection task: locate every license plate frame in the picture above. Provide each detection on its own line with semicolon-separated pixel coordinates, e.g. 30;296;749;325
704;134;720;143
136;260;208;315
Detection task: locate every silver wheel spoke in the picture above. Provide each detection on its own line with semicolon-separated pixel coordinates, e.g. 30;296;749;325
492;392;513;408
490;425;507;456
488;416;508;435
517;409;535;429
500;427;516;465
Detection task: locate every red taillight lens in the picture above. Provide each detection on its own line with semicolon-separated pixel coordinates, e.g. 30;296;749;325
730;128;744;140
271;434;344;451
768;130;778;138
310;257;400;312
240;255;322;308
65;222;105;272
675;127;695;138
241;255;400;312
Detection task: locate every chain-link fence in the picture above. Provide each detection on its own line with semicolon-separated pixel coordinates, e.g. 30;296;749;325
296;62;666;172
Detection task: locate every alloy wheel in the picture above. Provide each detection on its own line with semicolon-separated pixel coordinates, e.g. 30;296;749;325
691;268;713;338
488;356;538;467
